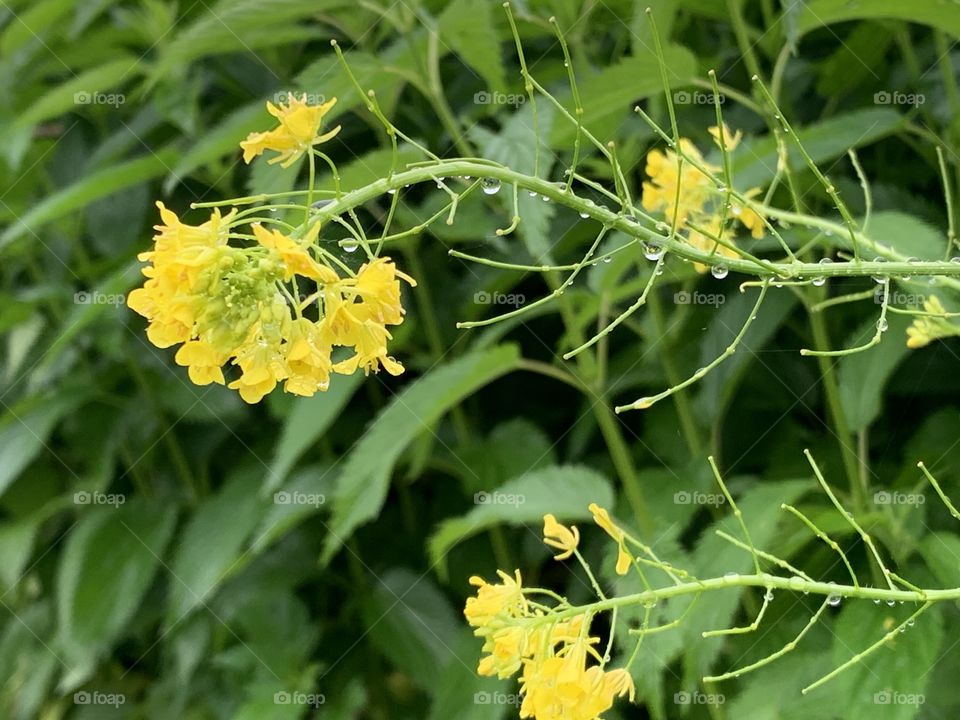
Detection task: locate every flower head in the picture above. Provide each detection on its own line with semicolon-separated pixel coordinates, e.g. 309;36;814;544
588;503;631;575
543;514;580;560
241;94;341;167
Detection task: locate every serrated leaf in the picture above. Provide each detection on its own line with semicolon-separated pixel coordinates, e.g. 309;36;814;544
797;0;960;40
320;344;522;565
439;0;506;93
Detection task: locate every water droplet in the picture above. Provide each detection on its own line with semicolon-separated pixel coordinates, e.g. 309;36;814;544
886;599;896;607
481;178;501;195
342;241;359;253
644;242;664;261
579;211;590;219
812;276;826;286
873;598;881;605
711;264;729;280
872;257;888;284
764;589;775;602
387;188;397;195
951;257;960;264
542;194;550;202
877;317;888;332
827;593;842;607
603;256;612;264
724;572;738;580
907;618;915;627
528;191;538;198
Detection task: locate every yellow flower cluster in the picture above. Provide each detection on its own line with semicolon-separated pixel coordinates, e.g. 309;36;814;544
464;508;636;719
641;124;765;271
906;295;959;348
129;95;416;403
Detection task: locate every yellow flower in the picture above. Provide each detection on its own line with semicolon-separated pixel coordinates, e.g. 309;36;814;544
588;503;631;576
478;626;530;679
907;295;958;348
464;570;527;631
543;514;580;560
174;340;226;386
241;94;341;167
708;122;742;151
351;257;417;325
284;317;333;397
228;337;289;404
687;216;739;274
253;223;338;283
732;187;766;239
641;139;717;229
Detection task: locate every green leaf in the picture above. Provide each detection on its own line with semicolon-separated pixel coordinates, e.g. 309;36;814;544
731;109;905;190
797;0;960;40
57;499;177;673
439;0;506;93
164;101;266;193
14;57;138;129
0;393;88;498
165;471;268;625
683;479;810;683
837;313;911;433
829;594;942;720
320;344;522;565
865;211;947;261
428;464;613;574
360;568;462;689
549;44;697;148
267;374;362;489
919;531;960;589
0;150;177;249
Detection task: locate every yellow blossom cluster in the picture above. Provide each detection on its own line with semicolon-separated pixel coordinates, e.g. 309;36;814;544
464;508;636;719
129;95;416;403
906;295;960;348
641;124;765;271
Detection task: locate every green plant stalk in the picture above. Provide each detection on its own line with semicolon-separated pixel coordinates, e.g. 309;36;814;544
806;305;867;511
301;160;960;283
